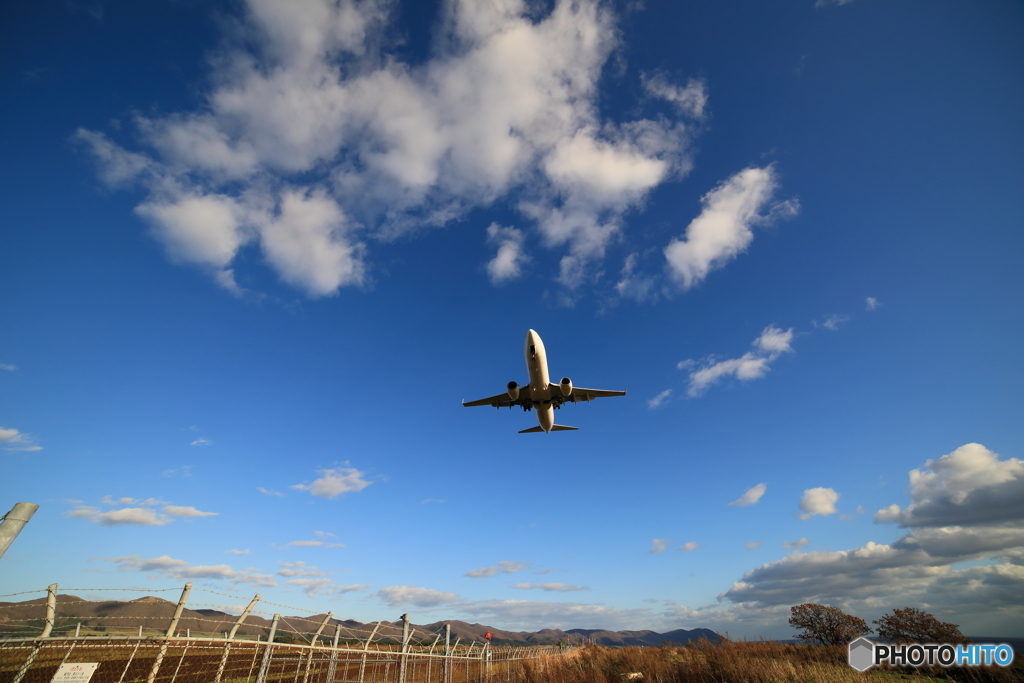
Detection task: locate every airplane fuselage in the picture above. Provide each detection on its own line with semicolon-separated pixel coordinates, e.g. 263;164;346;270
524;329;554;431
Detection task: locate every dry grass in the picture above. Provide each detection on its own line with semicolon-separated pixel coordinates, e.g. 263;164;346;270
490;639;1024;683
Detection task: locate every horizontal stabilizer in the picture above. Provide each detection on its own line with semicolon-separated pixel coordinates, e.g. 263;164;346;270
518;425;579;433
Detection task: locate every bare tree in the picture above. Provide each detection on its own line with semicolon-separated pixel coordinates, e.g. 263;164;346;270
873;607;969;644
788;604;871;645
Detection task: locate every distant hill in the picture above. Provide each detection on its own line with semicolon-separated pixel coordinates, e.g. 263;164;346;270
0;595;720;647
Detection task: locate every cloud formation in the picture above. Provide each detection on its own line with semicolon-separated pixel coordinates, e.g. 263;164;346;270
649;539;668;554
76;0;706;296
729;483;767;507
873;443;1024;528
796;488;839;519
0;426;42;452
68;499;217;526
465;560;531;578
104;554;275;587
647;389;672;409
682;325;794;397
291;466;371;498
485;224;528;284
377;585;460;608
664;166;798;290
511;583;589;592
717;443;1024;635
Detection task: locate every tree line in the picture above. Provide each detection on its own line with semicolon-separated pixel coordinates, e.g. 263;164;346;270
788;604;969;645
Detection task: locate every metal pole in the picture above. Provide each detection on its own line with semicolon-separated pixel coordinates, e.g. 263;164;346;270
325;624;341;683
214;593;261;683
302;612;332;683
443;624;451;683
358;622;381;683
0;502;39;559
146;582;192;683
398;614;410;683
11;583;58;683
41;583;57;638
255;614;280;683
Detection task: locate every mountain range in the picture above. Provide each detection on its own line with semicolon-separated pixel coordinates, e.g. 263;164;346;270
0;594;719;647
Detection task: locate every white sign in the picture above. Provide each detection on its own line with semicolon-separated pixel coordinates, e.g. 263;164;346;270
50;663;99;683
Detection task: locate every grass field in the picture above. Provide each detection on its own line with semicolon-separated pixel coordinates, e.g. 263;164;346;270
498;639;1024;683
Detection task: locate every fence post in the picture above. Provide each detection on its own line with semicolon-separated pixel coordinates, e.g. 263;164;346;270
325;624;341;683
357;622;381;683
302;612;332;683
255;614;280;683
214;593;261;683
481;641;490;682
443;624;451;683
10;583;58;683
425;632;440;683
146;582;193;683
398;614;411;683
42;583;57;638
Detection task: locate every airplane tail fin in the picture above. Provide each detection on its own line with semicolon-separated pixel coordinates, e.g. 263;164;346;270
518;425;579;433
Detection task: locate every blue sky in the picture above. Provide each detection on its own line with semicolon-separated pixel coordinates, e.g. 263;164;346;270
2;0;1023;639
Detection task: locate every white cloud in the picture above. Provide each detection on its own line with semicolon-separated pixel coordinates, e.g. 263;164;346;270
664;166;798;290
647;389;672;409
684;325;794;397
0;426;42;452
648;539;668;554
291;466;371;498
511;583;589;592
797;487;839;519
817;314;849;331
377;585;460;608
105;554;275;587
485;224;528;284
257;188;364;296
745;541;763;550
285;578;371;598
615;252;659;303
257;487;284;497
163;505;218;518
226;549;250;555
0;363;15;371
77;0;703;297
190;437;213;446
678;542;698;552
277;561;325;577
716;443;1024;637
642;73;708;119
729;483;767;507
874;443;1024;528
465;560;531;578
866;297;880;311
69;506;172;526
313;530;336;538
68;498;216;526
782;538;811;549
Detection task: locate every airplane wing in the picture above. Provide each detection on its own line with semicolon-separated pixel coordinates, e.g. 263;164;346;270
563;387;627;403
561;387;622;403
462;392;518;408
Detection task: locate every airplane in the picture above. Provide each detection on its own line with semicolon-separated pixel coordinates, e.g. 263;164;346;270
463;329;626;433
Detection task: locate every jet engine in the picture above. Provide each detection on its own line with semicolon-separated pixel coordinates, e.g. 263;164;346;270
559;377;573;397
507;381;520;400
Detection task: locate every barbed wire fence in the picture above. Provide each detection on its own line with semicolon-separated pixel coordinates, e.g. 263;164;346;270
0;583;577;683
